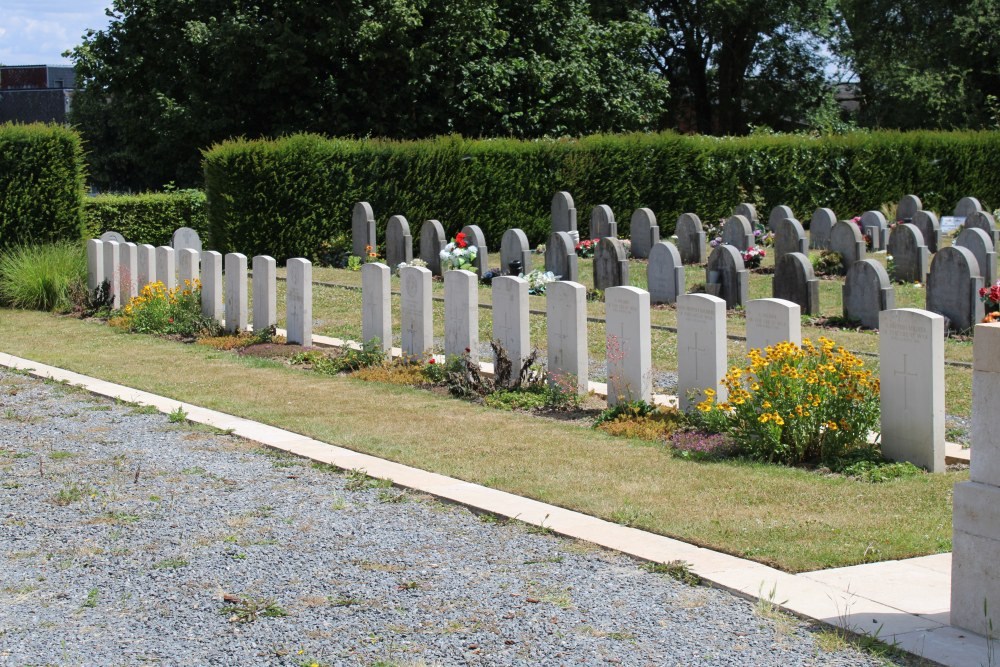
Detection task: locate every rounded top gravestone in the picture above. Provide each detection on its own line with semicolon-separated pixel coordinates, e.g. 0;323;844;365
721;215;754;251
773;252;819;315
843;259;894;329
829;219;865;273
675;213;705;265
886;223;928;284
589;205;616;241
647;241;684;305
965;210;998;240
809;208;837;250
593;237;629;291
897;194;922;222
460;224;489;277
99;231;126;244
629;208;659;259
954;196;983;218
911;210;941;253
352;201;376;258
500;228;531;275
768;205;795;232
385;215;413;268
706;244;748;309
926;245;984;332
545;231;578;282
773;217;807;265
859;210;888;250
551;192;577;234
171;227;202;254
954;226;996;287
418;219;446;275
734;203;758;224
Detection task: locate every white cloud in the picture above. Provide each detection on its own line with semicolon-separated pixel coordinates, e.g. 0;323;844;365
0;1;112;65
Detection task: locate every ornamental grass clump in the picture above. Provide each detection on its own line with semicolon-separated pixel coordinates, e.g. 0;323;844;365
110;280;216;337
696;338;880;466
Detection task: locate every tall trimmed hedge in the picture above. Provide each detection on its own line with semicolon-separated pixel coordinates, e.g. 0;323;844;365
83;190;209;247
0;123;85;249
203;131;1000;262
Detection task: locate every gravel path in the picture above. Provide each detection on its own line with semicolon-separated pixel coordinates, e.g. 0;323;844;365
0;368;902;667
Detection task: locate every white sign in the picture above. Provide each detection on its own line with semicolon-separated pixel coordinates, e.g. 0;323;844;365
940;216;965;233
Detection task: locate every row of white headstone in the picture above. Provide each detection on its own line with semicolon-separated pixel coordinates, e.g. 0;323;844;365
85;239;314;346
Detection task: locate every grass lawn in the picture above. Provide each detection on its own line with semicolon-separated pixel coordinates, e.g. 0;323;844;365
0;309;962;574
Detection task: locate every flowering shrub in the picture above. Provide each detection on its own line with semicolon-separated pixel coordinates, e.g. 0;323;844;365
741;246;765;269
670;430;738;461
440;232;478;272
521;269;558;295
575;239;596;258
695;338;880;466
395;258;428;274
110;280;215;337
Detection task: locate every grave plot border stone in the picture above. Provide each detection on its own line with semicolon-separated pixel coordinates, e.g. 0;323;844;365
605;286;652;407
500;228;532;275
842;259;894;329
886;223;929;284
773;252;819;315
546;281;588;394
647;241;685;305
629;208;659;259
545;231;578;282
361;262;392;353
955;226;997;288
675;213;706;264
385;215;413;270
419;219;446;275
705;244;748;309
809;208;836;250
352;202;376;259
926;245;984;332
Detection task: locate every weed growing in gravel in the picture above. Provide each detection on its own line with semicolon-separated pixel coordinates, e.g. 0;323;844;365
222;595;288;623
643;560;702;586
376;489;408;504
344;468;392;492
396;581;420;591
52;482;91;506
153;557;190;569
82;587;99;608
48;450;74;460
328;595;362;607
168;406;187;423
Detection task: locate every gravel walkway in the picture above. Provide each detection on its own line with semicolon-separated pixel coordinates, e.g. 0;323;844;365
0;368;902;667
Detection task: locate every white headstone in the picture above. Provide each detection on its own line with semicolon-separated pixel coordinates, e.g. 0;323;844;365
361;262;392;352
177;248;200;287
102;240;121;308
492;276;531;382
286;258;312;346
400;266;433;357
155;246;175;290
171;227;202;255
605;286;651;407
546;281;588;394
676;293;727;411
86;239;104;292
746;298;801;354
252;255;277;333
352;202;376;258
136;244;155;291
445;269;479;362
119;242;138;301
224;252;248;333
201;251;223;322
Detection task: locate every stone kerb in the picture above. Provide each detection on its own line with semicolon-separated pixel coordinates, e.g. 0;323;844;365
492;276;531;383
201;251;223;322
745;298;801;354
829;220;865;274
860;210;889;250
137;244;155;290
878;308;944;473
897;194;922;222
546;281;588;395
647;241;684;305
912;210;941;253
605;286;651;407
252;255;277;333
842;259;894;329
965;210;1000;249
444;269;479;362
224;252;248;333
155;246;176;290
955;226;996;288
629;208;659;259
733;203;758;224
926;245;984;332
352;201;376;259
588;205;616;241
675;213;706;264
551;191;577;235
676;293;727;411
460;225;489;278
767;205;795;233
705;244;748;309
886;223;928;284
545;231;578;282
954;196;983;218
773;217;808;266
773;252;819;315
102;240;121;308
361;262;392;352
721;215;753;251
593;237;629;291
86;239;104;291
385;215;413;269
419;219;446;275
400;266;433;357
500;228;532;275
809;208;836;250
286;258;312;346
120;242;138;301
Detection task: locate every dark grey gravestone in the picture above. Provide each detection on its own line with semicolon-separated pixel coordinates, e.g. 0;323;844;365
99;231;126;244
964;210;1000;249
897;194;922;222
385;215;413;269
843;260;895;329
926;246;984;332
352;202;376;258
545;231;578;282
721;215;754;251
886;223;928;284
773;217;808;266
912;210;942;253
706;244;749;309
500;228;532;275
860;210;889;250
809;208;836;250
629;208;659;259
955;197;983;218
552;192;577;234
955;227;996;288
593;237;629;291
647;241;684;305
734;203;758;225
419;219;446;275
588;205;616;241
171;227;202;254
773;252;820;315
829;220;866;274
768;205;795;233
460;224;489;278
675;213;706;264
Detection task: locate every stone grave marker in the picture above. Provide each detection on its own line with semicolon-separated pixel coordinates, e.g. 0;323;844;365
102;240;121;308
286;258;312;346
676;293;727;411
954;196;983;218
886;223;928;284
829;220;865;273
594;237;629;291
119;242;138;300
629;208;659;259
252;255;276;333
201;251;223;322
224;252;248;333
400;265;433;357
460;224;489;277
352;202;376;259
860;210;889;250
768;205;795;233
361;262;392;352
86;239;103;291
897;194;922;222
879;308;944;472
605;286;651;406
926;246;984;332
721;215;754;251
705;245;748;309
419;219;446;275
843;259;894;329
137;244;155;291
773;217;808;265
733;203;758;225
588;205;616;241
500;228;532;275
546;281;588;394
809;208;836;249
675;213;706;264
746;298;801;354
955;226;997;287
964;210;1000;249
155;246;175;290
385;215;413;269
647;242;684;305
773;252;819;315
492;276;530;382
551;192;577;234
171;227;202;255
99;231;126;244
444;269;479;362
177;248;200;289
912;210;941;253
545;231;578;282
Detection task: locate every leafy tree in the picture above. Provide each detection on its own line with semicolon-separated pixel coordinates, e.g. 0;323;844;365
69;0;668;191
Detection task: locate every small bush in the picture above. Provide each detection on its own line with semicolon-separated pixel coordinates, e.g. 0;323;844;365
811;250;844;276
838;459;923;483
0;241;87;311
593;400;656;427
596;407;685;442
291;339;386;375
110;280;217;337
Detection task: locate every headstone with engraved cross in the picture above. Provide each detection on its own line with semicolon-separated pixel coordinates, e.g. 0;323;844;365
676;293;727;411
400;266;433;358
546;281;588;394
445;269;479;362
605;286;651;406
492;276;530;385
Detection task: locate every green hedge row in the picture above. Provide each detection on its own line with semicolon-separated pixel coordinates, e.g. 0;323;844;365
0;123;85;249
83;190;209;247
204;131;1000;262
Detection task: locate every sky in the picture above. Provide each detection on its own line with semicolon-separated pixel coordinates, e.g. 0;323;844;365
1;0;113;66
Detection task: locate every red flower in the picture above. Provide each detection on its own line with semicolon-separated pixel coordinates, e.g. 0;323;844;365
428;358;436;364
455;232;468;248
